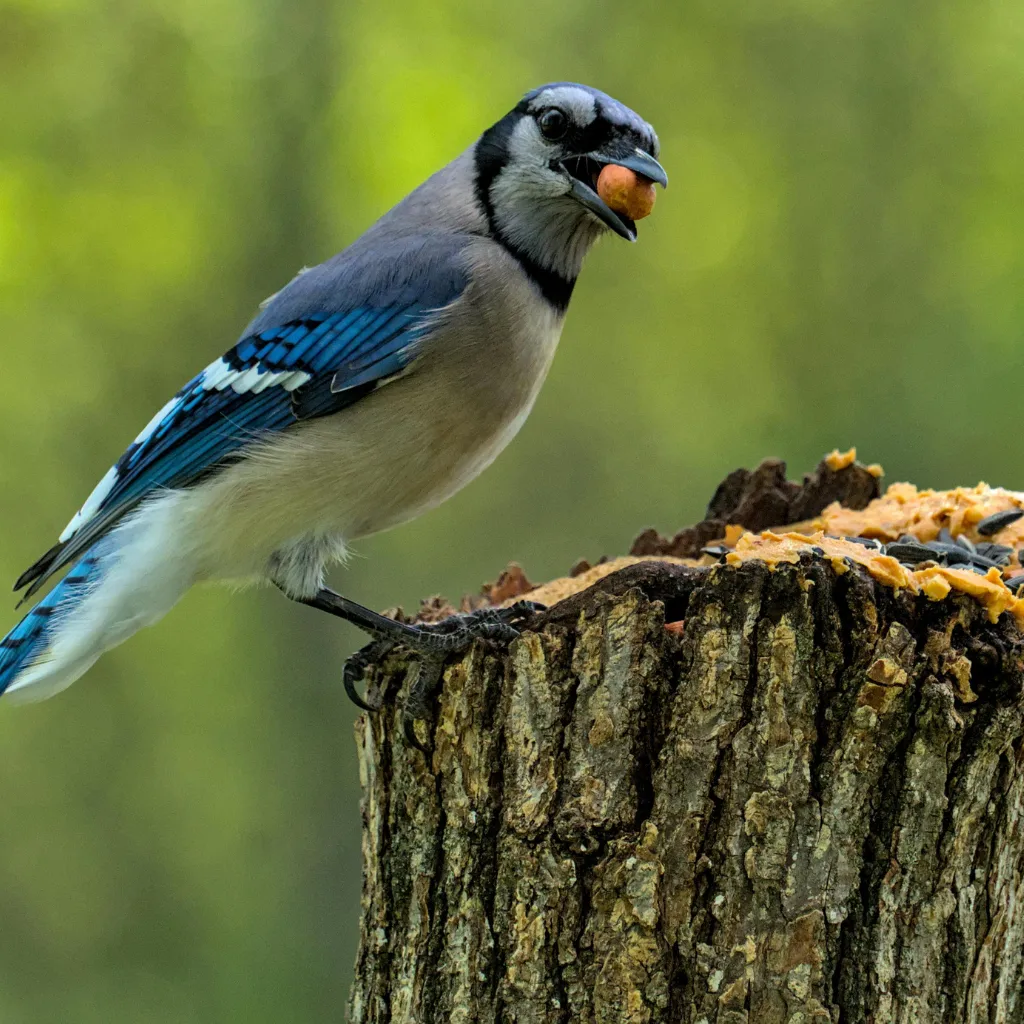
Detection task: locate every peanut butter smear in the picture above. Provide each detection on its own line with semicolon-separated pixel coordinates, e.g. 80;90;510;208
497;455;1024;632
798;482;1024;549
725;529;1024;626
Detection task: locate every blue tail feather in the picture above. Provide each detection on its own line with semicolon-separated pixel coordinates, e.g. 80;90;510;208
0;554;104;696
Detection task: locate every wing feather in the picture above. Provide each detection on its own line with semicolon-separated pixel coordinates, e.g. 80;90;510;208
16;231;469;598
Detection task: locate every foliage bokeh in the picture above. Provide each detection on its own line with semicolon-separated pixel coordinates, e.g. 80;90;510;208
2;0;1023;1018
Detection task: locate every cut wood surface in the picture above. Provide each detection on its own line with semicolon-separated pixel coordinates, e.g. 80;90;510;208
349;457;1024;1024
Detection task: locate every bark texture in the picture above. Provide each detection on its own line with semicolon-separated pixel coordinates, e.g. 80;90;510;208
350;553;1024;1023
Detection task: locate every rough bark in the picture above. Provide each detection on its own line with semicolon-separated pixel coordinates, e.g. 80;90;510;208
349;460;1024;1023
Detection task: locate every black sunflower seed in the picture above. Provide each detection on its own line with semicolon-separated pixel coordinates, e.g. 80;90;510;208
974;543;1013;564
977;509;1024;537
844;536;883;550
929;543;973;565
885;541;939;565
701;545;730;560
966;552;1006;571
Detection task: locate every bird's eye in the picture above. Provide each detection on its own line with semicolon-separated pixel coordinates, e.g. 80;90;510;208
538;108;568;141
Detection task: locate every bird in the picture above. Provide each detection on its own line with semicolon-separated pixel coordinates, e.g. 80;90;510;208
0;82;666;713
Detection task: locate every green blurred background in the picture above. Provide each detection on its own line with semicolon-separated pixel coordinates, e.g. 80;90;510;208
1;0;1023;1019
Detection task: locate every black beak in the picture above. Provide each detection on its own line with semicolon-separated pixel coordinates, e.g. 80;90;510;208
606;148;669;188
562;147;668;242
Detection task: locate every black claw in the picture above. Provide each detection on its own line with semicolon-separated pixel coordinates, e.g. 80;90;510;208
491;600;545;633
399;656;445;752
342;638;393;711
977;509;1024;537
420;609;490;635
344;674;378;712
403;712;428;752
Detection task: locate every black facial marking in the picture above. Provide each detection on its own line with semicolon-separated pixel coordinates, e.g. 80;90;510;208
474;112;518;215
474;84;660;313
473;112;576;313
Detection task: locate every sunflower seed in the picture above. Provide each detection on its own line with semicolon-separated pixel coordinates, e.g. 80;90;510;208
885;541;939;565
974;543;1013;564
977;509;1024;537
844;536;883;550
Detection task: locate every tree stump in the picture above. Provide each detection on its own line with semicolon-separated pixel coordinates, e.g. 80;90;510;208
349;461;1024;1024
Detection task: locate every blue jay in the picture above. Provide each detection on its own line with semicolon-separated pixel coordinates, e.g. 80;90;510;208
0;82;666;712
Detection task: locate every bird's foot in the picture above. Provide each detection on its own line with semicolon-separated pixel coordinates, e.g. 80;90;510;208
342;601;546;748
342;638;397;711
405;600;547;650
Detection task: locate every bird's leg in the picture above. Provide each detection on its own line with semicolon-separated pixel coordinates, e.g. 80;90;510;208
295;587;543;650
283;585;545;715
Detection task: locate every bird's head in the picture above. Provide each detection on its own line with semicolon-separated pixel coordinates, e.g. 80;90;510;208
474;82;667;294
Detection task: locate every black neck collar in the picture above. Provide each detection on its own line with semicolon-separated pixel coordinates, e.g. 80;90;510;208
473;118;576;315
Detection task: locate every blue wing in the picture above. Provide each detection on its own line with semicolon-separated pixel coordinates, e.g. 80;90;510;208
16;231;470;598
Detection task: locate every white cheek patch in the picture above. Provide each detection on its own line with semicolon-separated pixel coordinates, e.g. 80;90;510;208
531;86;597;126
506;119;568;184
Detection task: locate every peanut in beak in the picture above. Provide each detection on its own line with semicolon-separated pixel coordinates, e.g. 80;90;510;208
596;164;657;221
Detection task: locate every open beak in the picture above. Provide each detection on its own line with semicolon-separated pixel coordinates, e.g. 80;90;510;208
562;147;668;241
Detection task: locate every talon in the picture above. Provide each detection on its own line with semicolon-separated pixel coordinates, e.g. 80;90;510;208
344;672;378;712
403;712;430;753
398;656;444;751
330;596;545;720
342;638;393;711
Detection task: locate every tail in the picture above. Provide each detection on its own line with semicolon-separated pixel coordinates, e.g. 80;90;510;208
0;552;107;702
3;493;202;703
